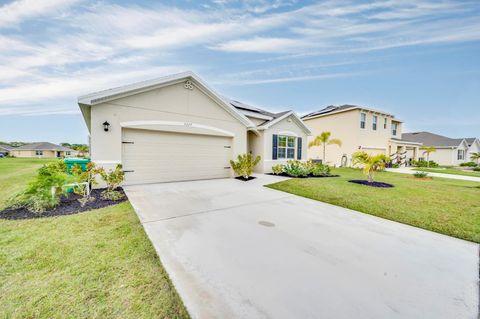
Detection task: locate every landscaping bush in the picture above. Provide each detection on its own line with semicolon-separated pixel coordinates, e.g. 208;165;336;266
271;164;284;175
413;160;439;168
460;162;478;167
98;164;125;200
311;162;331;176
413;171;429;178
6;161;70;213
230;153;261;180
391;163;400;168
283;160;309;177
473;167;480;172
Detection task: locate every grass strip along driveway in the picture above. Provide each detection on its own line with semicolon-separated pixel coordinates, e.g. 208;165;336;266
0;158;188;319
267;168;480;243
414;167;480;178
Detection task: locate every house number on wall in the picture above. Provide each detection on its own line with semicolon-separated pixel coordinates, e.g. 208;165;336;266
184;122;193;127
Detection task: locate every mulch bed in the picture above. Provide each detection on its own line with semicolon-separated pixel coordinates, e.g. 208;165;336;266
0;188;128;220
235;176;257;181
348;180;394;188
267;173;340;178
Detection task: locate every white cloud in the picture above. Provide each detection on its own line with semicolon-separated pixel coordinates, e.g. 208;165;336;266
0;0;479;117
212;36;310;53
0;0;79;28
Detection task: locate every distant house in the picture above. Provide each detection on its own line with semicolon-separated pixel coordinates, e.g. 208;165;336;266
0;144;14;156
302;105;421;166
10;142;77;158
465;138;480;161
401;132;469;166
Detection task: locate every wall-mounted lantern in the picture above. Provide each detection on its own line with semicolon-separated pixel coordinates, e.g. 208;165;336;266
103;121;110;132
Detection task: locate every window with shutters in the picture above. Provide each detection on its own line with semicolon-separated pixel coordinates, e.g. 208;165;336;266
278;135;296;159
457;149;465;160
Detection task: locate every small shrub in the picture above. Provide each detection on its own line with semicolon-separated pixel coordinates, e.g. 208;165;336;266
230;153;261;179
311;163;331;176
473;167;480;172
7;160;69;213
413;171;429;178
460;162;478;167
413;160;439;168
284;160;309;177
392;163;400;168
271;164;285;175
98;164;125;201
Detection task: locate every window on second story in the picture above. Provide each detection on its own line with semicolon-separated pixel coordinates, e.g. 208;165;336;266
384;118;387;129
373;116;377;130
458;149;465;160
360;113;366;129
391;122;398;136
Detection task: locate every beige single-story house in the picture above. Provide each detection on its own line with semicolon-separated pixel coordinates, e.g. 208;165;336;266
0;144;14;156
78;71;310;185
10;142;77;158
302;105;421;166
402;132;470;166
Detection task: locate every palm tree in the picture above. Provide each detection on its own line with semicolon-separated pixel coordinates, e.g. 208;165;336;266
471;152;480;165
420;146;436;168
308;132;342;163
352;151;390;183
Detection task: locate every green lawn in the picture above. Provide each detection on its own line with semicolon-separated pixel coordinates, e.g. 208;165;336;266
0;158;189;319
267;168;480;243
414;167;480;177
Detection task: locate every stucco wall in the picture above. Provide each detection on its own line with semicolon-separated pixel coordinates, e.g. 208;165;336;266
467;140;480;162
89;81;248;172
304;109;401;166
425;148;455;166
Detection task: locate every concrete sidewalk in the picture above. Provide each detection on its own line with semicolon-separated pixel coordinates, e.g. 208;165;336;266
387;166;480;182
125;175;479;319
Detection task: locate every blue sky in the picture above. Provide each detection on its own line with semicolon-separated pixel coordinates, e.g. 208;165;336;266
0;0;479;144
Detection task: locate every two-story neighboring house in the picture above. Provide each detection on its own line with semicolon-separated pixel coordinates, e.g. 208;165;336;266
302;105;421;166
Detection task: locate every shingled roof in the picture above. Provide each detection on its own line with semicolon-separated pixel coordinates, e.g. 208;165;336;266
401;132;465;148
14;142;74;151
0;144;14;151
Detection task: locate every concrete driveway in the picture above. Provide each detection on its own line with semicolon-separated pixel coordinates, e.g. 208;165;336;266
124;175;478;319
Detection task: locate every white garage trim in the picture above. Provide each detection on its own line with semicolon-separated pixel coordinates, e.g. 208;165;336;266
120;120;235;137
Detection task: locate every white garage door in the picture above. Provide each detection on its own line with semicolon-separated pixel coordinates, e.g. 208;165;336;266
122;129;233;185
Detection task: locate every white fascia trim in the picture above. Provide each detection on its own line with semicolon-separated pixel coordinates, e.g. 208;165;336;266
258;111;311;135
77;71;255;128
120;120;235;137
390;139;423;146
